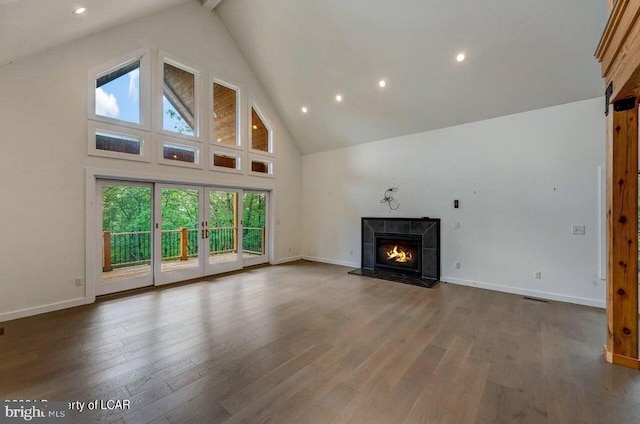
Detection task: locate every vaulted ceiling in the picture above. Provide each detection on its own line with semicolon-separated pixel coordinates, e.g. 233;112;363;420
217;0;608;154
1;0;608;155
0;0;189;68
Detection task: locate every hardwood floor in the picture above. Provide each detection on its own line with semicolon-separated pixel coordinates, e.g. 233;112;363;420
1;261;639;423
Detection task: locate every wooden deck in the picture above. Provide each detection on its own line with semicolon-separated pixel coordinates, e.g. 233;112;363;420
103;252;260;282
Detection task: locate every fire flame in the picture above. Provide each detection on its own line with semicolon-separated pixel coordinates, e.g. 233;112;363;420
386;245;413;263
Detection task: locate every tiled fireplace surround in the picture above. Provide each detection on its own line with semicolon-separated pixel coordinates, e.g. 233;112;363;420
352;217;441;288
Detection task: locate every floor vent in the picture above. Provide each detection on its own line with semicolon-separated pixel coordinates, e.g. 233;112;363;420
523;296;549;303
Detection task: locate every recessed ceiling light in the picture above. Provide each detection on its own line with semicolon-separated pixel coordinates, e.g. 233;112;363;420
456;53;465;62
378;80;386;88
73;7;86;15
301;106;308;114
252;125;258;130
335;94;343;102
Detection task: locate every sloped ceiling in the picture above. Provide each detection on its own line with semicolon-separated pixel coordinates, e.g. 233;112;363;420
0;0;608;156
0;0;190;67
216;0;608;154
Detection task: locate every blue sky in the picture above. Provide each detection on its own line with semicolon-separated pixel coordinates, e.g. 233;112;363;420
95;68;139;124
96;67;192;134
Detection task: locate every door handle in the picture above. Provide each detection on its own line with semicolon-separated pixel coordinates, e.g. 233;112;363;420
201;229;205;239
206;229;209;239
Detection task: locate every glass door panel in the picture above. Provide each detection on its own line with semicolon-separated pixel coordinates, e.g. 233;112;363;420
205;188;243;274
97;182;270;294
242;191;269;266
97;180;153;295
154;184;204;285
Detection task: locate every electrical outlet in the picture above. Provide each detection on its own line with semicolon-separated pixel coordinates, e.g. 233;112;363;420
350;250;353;256
75;278;84;286
454;221;460;229
571;225;585;235
288;246;292;252
534;271;542;279
455;262;460;269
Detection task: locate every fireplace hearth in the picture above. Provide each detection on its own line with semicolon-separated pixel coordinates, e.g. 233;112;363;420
349;217;440;288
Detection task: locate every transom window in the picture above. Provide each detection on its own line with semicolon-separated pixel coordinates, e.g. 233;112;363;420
158;139;202;169
249;155;274;178
87;121;150;162
96;131;141;155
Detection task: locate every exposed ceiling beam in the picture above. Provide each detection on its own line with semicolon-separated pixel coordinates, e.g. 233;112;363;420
201;0;222;11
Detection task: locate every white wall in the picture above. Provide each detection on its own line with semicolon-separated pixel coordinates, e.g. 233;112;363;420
302;98;605;307
0;2;302;319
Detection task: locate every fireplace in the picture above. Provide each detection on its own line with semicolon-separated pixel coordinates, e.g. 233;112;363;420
375;233;421;275
349;217;440;288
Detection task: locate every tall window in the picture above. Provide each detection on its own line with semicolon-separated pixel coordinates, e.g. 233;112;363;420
88;49;151;161
162;59;199;138
95;60;141;125
87;49;278;174
251;106;272;153
212;81;240;147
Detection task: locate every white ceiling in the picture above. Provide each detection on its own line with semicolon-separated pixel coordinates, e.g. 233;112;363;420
217;0;608;154
0;0;189;68
0;0;608;155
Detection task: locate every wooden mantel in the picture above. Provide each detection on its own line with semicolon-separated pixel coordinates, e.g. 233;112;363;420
595;0;640;370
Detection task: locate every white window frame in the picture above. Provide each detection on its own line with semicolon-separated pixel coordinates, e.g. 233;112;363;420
157;52;203;142
210;75;243;150
249;100;274;156
87;120;151;162
248;154;275;178
210;148;243;175
157;136;204;169
88;47;151;131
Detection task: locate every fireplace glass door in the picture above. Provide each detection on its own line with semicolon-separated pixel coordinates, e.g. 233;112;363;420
375;233;421;275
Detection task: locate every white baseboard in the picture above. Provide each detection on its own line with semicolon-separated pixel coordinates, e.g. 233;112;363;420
0;274;603;323
271;255;303;265
441;276;605;309
0;297;87;323
302;256;359;269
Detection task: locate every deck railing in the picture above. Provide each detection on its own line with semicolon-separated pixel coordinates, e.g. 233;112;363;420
103;226;265;271
161;228;199;262
209;227;236;255
243;227;265;255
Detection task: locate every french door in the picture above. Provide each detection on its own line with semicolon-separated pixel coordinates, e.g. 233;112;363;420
154;184;205;285
242;191;269;267
205;188;243;274
97;180;268;294
97;180;154;295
